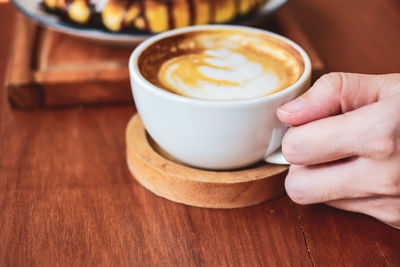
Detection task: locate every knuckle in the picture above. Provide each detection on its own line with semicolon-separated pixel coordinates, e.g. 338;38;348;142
284;168;309;205
376;176;400;196
384;73;400;91
362;102;400;159
318;72;343;94
369;128;397;159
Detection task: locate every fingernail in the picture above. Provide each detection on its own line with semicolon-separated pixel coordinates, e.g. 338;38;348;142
278;97;305;115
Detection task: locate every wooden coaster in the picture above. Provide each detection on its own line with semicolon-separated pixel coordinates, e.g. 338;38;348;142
126;114;289;208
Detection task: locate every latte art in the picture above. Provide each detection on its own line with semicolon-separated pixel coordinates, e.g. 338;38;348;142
139;29;304;100
159;48;282;100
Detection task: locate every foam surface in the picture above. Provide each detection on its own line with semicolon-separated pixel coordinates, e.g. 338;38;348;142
161;48;282;100
139;30;304;100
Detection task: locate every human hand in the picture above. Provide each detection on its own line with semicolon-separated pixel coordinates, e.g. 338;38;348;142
277;73;400;229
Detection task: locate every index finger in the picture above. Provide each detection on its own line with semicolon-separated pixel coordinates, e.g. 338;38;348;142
277;73;400;126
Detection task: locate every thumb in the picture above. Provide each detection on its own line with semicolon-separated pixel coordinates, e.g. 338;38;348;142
277;72;399;126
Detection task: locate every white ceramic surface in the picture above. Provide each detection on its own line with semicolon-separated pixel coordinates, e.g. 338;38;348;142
12;0;289;46
129;25;311;170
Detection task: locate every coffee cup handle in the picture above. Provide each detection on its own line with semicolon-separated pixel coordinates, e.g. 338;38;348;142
264;147;290;165
263;126;290;165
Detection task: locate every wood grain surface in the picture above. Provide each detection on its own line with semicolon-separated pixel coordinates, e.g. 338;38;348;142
1;1;400;266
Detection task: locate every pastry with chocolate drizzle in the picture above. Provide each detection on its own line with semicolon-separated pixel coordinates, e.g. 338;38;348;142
41;0;266;32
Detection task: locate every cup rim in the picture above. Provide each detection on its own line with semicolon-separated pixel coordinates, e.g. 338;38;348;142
129;24;311;106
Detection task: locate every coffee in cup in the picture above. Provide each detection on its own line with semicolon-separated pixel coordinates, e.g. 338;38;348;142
138;29;304;101
129;25;311;169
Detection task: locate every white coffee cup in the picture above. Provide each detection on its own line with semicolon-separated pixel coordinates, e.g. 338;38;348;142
129;25;311;170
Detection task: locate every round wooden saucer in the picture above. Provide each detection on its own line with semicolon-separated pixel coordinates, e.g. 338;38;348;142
126;114;288;208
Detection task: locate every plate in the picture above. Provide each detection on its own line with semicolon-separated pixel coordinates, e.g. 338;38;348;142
11;0;289;46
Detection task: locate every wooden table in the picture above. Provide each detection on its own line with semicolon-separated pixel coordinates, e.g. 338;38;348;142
1;1;399;266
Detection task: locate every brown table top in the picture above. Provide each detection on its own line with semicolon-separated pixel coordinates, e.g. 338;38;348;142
1;0;400;266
